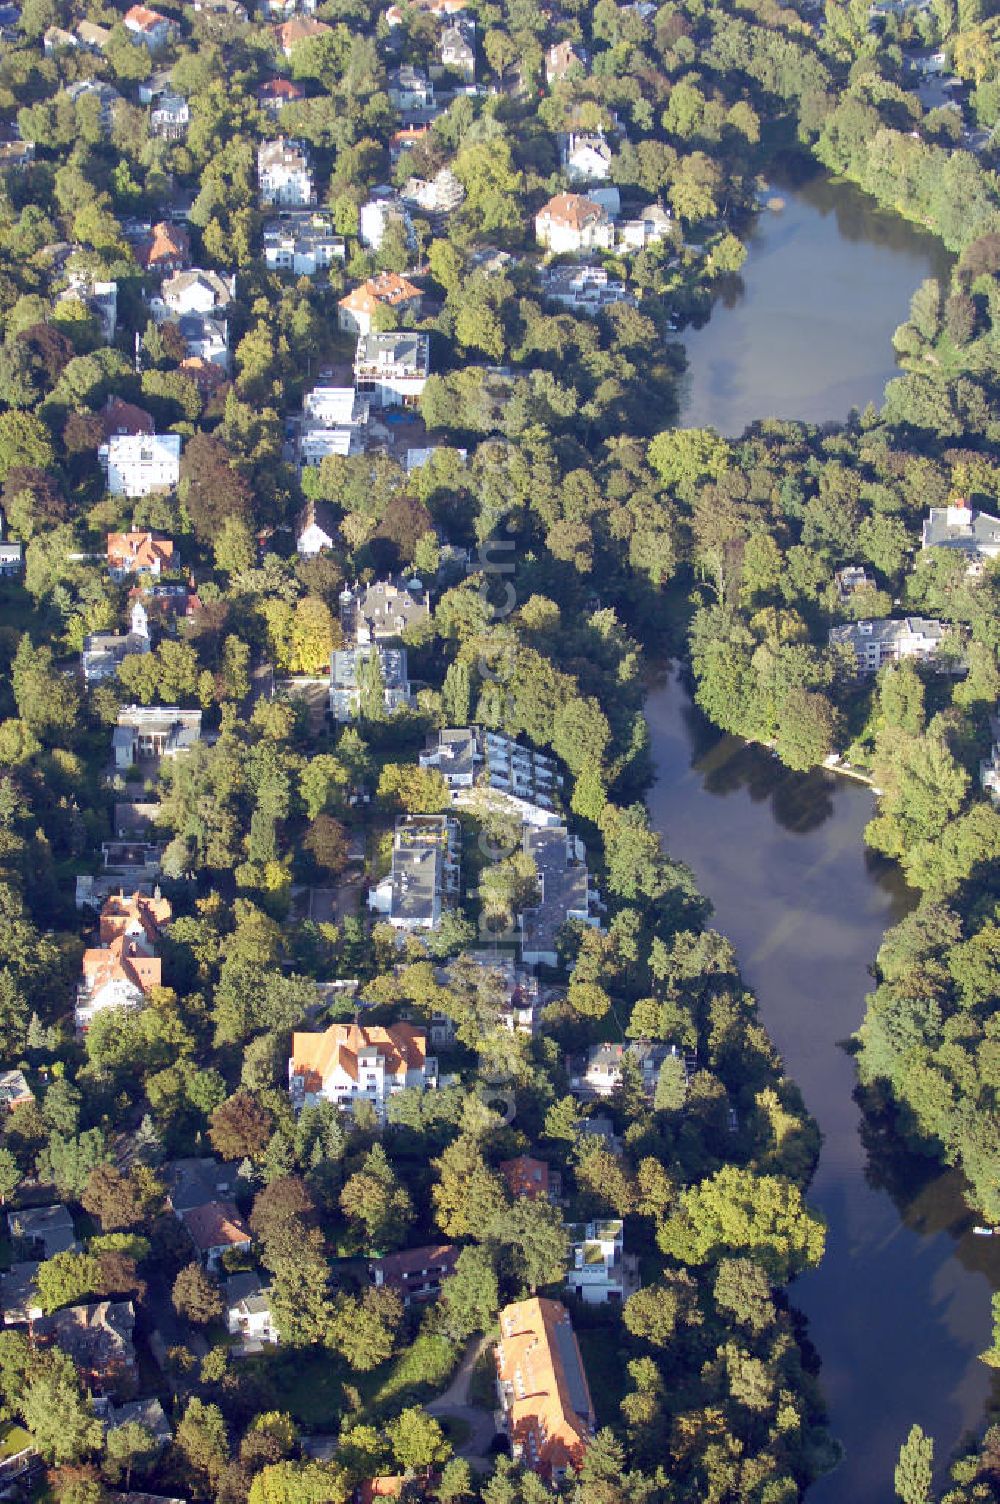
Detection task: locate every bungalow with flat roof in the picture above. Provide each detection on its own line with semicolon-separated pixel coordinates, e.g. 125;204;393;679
353;331;429;407
113;706;202;770
330;645;413;721
828;617;956;675
495;1297;593;1479
519;826;602;967
370;1244;457;1305
921;499;1000;573
564;1219;638;1306
368;814;461;933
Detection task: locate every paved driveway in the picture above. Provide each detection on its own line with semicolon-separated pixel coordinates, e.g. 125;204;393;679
425;1336;499;1471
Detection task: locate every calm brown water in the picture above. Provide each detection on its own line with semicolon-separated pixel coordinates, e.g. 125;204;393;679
680;168;953;435
646;670;1000;1502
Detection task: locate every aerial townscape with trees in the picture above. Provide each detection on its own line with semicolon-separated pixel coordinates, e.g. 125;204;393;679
0;0;994;1500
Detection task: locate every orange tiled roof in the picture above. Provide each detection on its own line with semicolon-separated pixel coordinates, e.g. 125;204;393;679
257;78;305;100
107;531;175;573
181;1200;251;1252
291;1022;427;1095
358;1480;407;1504
339;272;422;315
275;15;330;46
390;126;430;148
496;1297;593;1478
98;890;172;946
538;193;604;230
124;3;168;27
500;1155;550;1201
143;221;190;269
82;936;161;997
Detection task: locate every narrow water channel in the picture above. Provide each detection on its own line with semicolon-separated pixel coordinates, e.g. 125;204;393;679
645;671;1000;1500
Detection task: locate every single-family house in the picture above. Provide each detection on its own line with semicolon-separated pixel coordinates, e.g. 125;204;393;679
500;1155;560;1202
340;577;431;644
107;531;176;581
370;1244;458;1305
519;826;602;966
8;1205;77;1260
77;930;163;1030
123;4;176;48
156;268;234;317
616;203;672;252
102;397;155;439
829;617;955;675
495;1298;593;1479
296;498;339;555
400;169;465;219
289;1021;434;1119
151;92;189;139
834;565;874;604
225;1271;277;1349
76;19;111;50
388;64;434;113
559;131;612;183
44;24;78;51
359;189;414;253
921;499;1000;573
1;1262;41;1324
338;272;423;336
564;1219;638;1305
0;1069;32;1112
545;40;587;83
33;1301;137;1397
113;706;202;770
181;1201;252;1271
568;1040;690;1100
0;539;22;577
441;18;475;77
0;140;35;172
99;433;181;497
81;612;151;685
66;79;123;133
105;1397;172;1449
258;137;315;207
165;1156;239;1217
256;77;307;113
138;221;191;273
274;15;330;55
535;193;614;255
353;331;429;407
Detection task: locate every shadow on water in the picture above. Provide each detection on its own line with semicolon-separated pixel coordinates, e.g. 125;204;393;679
645;666;1000;1502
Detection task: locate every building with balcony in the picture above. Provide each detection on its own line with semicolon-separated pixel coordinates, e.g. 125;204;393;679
368;814;461;932
289;1021;434;1120
495;1298;593;1480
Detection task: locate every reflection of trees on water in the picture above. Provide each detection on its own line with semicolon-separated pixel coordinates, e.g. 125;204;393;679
691;732;836;834
857;1084;1000;1287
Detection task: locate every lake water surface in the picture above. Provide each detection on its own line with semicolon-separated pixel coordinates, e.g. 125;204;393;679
679;168;953;434
650;171;999;1498
646;676;1000;1500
